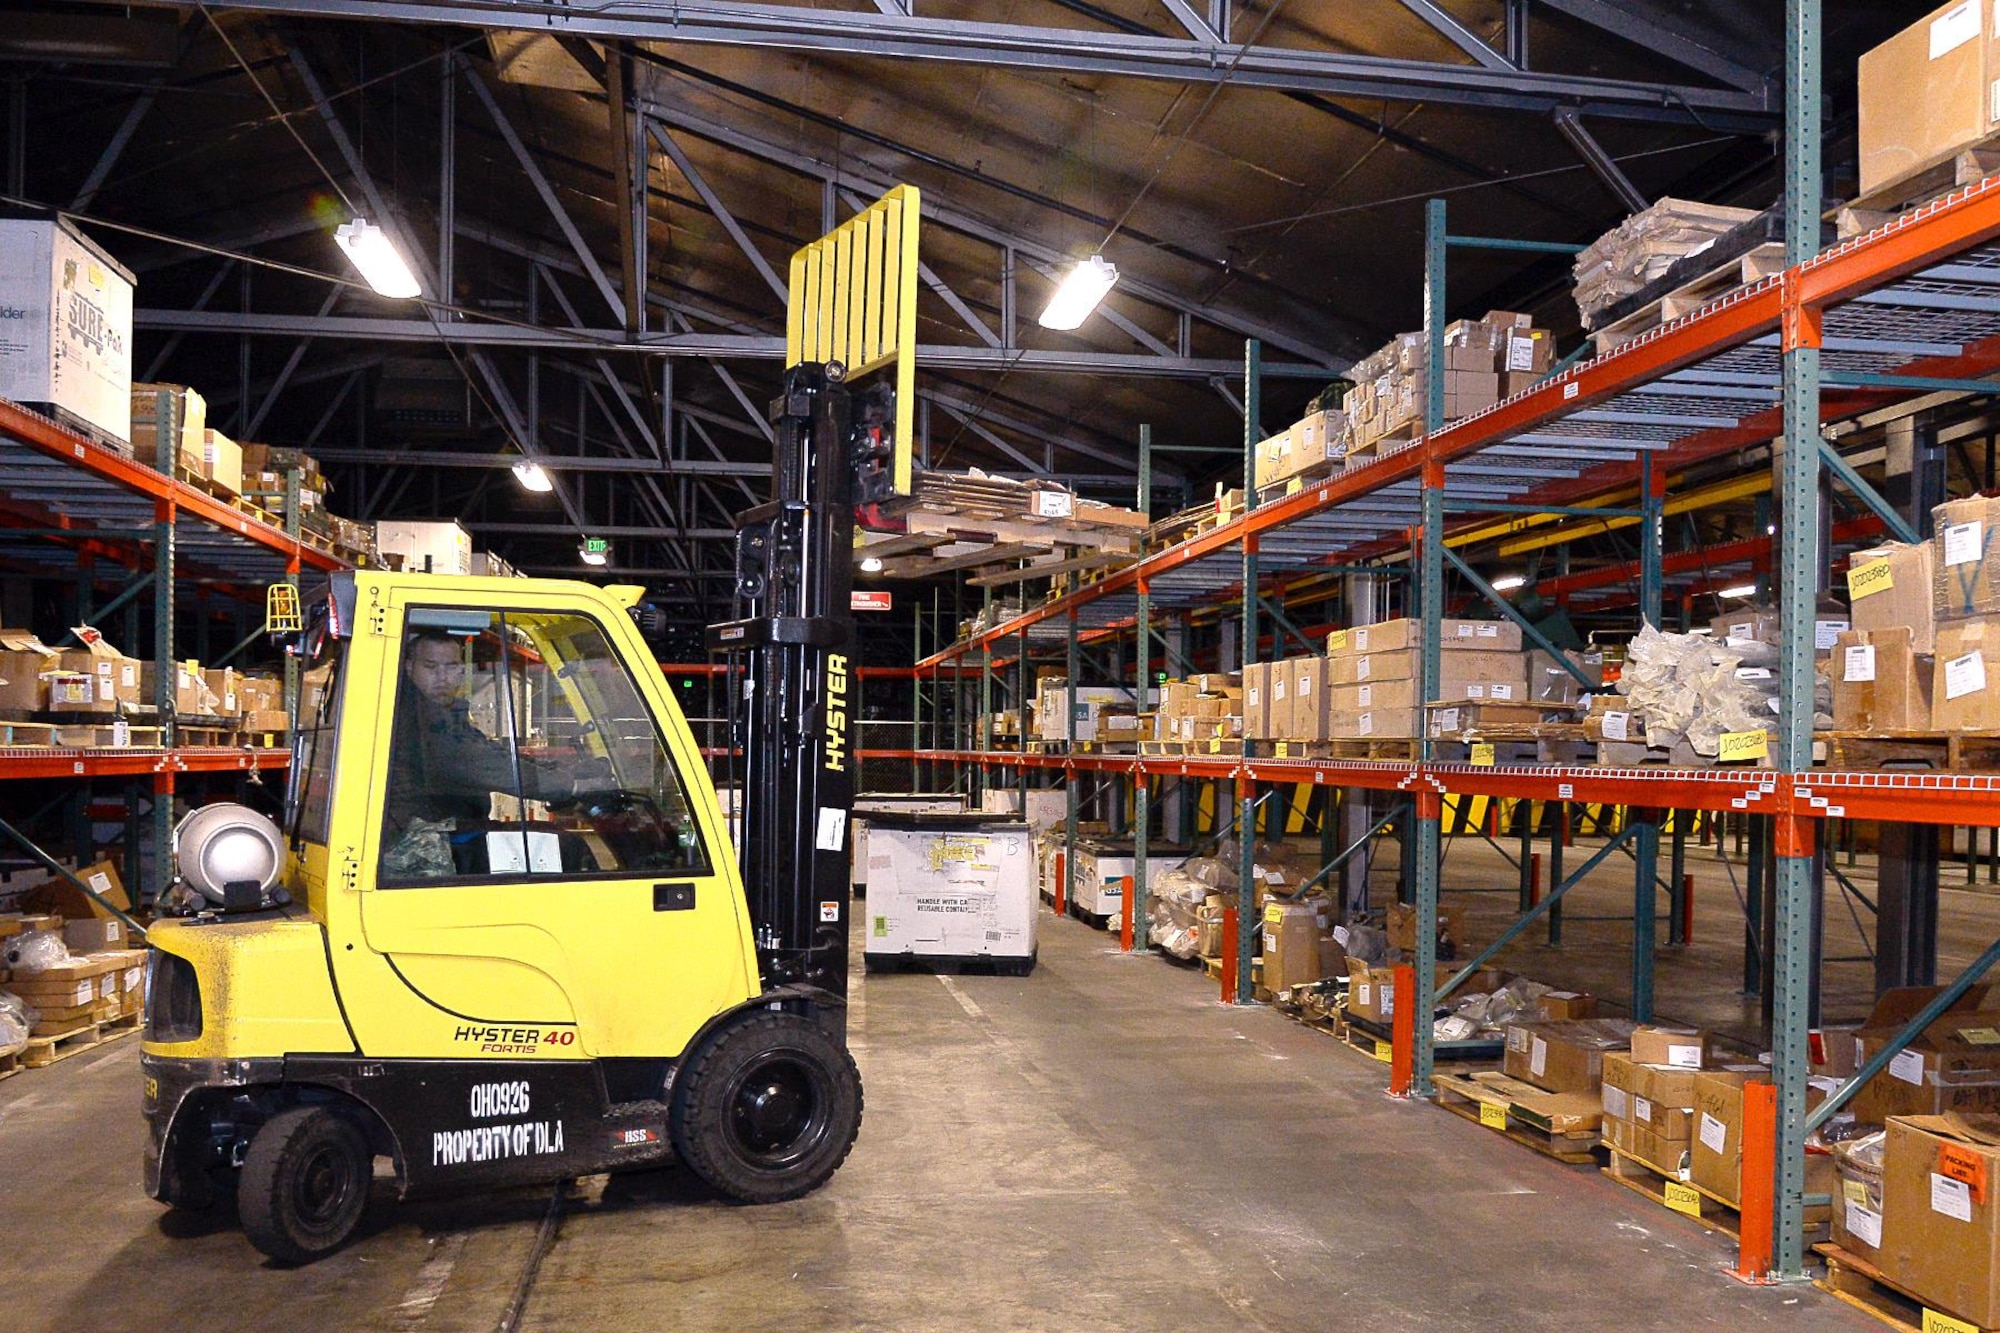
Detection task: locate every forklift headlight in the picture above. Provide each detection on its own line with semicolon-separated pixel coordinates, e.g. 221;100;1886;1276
144;951;203;1043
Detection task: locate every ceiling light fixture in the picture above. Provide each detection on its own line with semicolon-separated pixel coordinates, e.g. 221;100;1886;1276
1038;255;1119;331
859;555;885;573
512;460;553;493
334;217;421;299
579;538;609;567
1490;574;1527;592
1718;582;1759;599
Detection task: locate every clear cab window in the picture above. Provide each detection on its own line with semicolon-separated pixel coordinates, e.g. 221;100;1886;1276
380;608;706;885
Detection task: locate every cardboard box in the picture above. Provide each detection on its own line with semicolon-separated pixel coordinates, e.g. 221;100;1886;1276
1242;662;1270;740
1847;984;2000;1122
20;859;131;919
1337;618;1524;654
1291;656;1328;742
1876;1114;2000;1327
51;629;140;714
1858;2;2000;195
1831;627;1933;730
1833;1134;1888;1263
1934;494;2000;619
62;917;127;952
1536;990;1599;1021
202;667;244;719
0;629;58;712
1600;1051;1640;1123
202;429;244;495
1933;618;2000;730
0;218;134;447
139;660;212;716
1340;707;1421;740
1261;900;1327;996
1503;1019;1639;1095
1627;1062;1701;1141
1850;540;1937;654
129;382;207;460
1348;959;1397;1024
1690;1068;1841;1210
1326;648;1527;691
1630;1025;1712;1070
1384;901;1466;957
1711;610;1782;645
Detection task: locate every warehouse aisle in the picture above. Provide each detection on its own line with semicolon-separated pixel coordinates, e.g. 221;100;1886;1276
1;917;1873;1332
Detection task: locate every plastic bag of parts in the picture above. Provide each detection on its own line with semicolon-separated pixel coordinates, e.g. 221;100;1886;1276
1619;622;1788;754
1485;977;1554;1029
1434;1014;1480;1043
1834;1128;1886;1173
3;929;70;973
1147;868;1211;959
1340;922;1391;965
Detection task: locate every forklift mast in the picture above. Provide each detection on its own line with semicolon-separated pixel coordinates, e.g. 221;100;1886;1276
708;364;895;1016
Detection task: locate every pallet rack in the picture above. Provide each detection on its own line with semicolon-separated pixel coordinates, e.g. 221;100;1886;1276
909;10;2000;1277
0;394;346;911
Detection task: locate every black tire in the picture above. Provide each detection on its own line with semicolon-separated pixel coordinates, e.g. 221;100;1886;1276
239;1105;373;1264
670;1011;862;1204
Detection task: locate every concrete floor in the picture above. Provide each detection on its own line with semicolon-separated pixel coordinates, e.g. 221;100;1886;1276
0;886;1880;1333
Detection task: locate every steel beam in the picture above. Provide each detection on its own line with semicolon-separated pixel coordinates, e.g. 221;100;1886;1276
71;78;162;211
649;122;788;306
1395;0;1511;71
174;0;1775;126
1534;0;1770;93
1553;108;1647;212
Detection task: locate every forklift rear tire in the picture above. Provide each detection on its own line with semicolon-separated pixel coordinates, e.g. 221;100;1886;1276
670;1011;862;1204
239;1105;373;1264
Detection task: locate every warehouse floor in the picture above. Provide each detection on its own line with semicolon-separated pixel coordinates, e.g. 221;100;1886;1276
0;886;1878;1333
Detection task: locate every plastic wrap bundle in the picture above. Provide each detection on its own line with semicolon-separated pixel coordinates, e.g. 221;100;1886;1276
1616;622;1823;755
0;991;30;1055
3;929;69;973
1448;976;1553;1033
1572;198;1760;327
1339;921;1391;966
1147;864;1216;960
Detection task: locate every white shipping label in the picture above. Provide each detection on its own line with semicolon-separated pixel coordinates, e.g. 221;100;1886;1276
1698;1112;1729;1155
1467;684;1487;699
1666;1043;1702;1070
1603;710;1630;742
1944;519;1984;567
1491;683;1516;700
1946;651;1988;700
1932;1;1981;60
1357;983;1372;1008
1477;624;1499;637
1601;1086;1630;1121
1844;644;1877;683
1634;1095;1656;1125
1358;712;1375;736
1358;684;1374;707
1273;678;1286;700
1507;338;1536;372
1993;75;2000;125
1845;1202;1883;1249
1728;622;1753;641
111;719;129;746
1508;1028;1530;1053
1356;656;1371;681
1438;707;1460;730
1246;687;1259;707
97;671;112;701
1889;1048;1928;1086
1736;667;1773;681
1332;924;1350;946
1932;1173;1975;1223
815;807;848;852
1032;489;1074;518
1379;982;1394;1017
1816;619;1851;650
1530;1036;1548;1078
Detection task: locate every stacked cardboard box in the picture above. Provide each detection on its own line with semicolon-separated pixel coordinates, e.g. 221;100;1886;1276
1858;3;2000;196
1846;985;2000;1122
1325;618;1527;740
128;383;206;461
1873;1114;2000;1328
45;628;141;718
1340;315;1553;458
1502;1018;1639;1095
1688;1067;1841;1212
1253;409;1349;491
1572;198;1761;328
137;660;215;717
237;675;288;733
1829;627;1931;730
0;629;58;713
1153;674;1239;748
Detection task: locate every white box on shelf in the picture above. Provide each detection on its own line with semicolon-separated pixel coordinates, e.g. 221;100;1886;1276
0;217;134;447
863;813;1036;969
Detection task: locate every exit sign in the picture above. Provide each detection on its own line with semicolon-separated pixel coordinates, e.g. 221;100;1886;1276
851;590;893;612
582;537;609;554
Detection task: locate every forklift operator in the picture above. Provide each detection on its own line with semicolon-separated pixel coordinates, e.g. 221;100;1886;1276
385;630;580;856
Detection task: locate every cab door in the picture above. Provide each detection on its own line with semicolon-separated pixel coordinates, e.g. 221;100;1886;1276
349;584;758;1059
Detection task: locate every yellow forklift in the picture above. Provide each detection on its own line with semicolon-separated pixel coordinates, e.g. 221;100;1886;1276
139;189;919;1262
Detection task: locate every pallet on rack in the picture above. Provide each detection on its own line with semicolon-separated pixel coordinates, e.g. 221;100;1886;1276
1820;729;2000;770
1835;141;2000;240
1601;1146;1740;1236
0;719;165;748
1343;420;1422;466
1432;1070;1605;1165
1590;242;1787;354
1319;737;1421;761
1813;1241;1999;1333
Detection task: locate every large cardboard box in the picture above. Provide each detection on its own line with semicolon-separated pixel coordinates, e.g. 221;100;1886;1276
1858;2;2000;195
51;629;139;714
1343;707;1421;740
1291;656;1329;742
1833;1134;1889;1262
202;429;244;495
129;383;206;460
1630;1025;1712;1070
863;814;1035;966
1847;984;2000;1122
202;667;245;720
1854;1012;2000;1122
1241;662;1270;740
1261;900;1328;996
1503;1019;1638;1095
1933;618;2000;730
139;660;212;716
1690;1068;1842;1210
1934;494;2000;620
1831;627;1933;730
0;629;58;712
1326;647;1527;690
1850;540;1937;654
0;218;134;447
1877;1114;2000;1327
1336;618;1523;654
20;858;132;919
1348;959;1397;1025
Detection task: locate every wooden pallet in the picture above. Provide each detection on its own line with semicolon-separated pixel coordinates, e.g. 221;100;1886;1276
1601;1146;1739;1237
1820;729;2000;771
1813;1242;1999;1333
1432;1071;1604;1165
1835;140;2000;240
0;1046;23;1082
1343;419;1422;466
22;1020;111;1068
1320;737;1421;761
0;720;166;748
1590;242;1786;354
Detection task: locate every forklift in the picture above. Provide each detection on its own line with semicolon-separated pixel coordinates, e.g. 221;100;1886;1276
139;189;920;1262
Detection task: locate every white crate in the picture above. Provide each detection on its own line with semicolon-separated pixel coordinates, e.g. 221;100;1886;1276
375;519;473;576
0;218;134;445
863;814;1035;966
849;793;965;890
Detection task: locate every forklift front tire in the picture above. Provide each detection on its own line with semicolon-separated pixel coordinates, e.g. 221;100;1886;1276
239;1105;374;1264
670;1011;862;1204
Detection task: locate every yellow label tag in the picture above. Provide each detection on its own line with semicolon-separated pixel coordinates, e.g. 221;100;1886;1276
1372;1039;1394;1063
1327;629;1348;652
1717;729;1769;763
1847;559;1894;600
1264;904;1285;926
1960;1026;2000;1046
1209;738;1222;753
1470;742;1496;767
1479;1103;1507;1131
1663;1181;1703;1217
1922;1309;1980;1333
1843;1179;1871;1206
1274;741;1289;758
1286;476;1303;496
